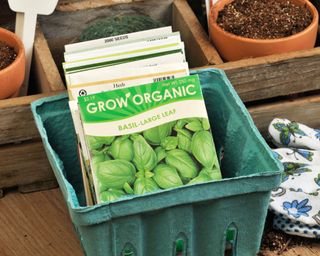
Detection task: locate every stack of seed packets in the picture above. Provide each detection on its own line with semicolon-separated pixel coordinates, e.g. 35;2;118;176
63;27;221;205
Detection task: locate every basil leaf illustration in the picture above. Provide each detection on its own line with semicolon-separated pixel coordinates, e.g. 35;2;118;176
143;122;174;145
191;131;218;168
123;182;134;195
155;146;167;163
100;189;125;203
131;134;157;172
161;136;178;151
87;135;115;150
165;149;199;180
188;167;221;185
92;151;111;171
153;164;183;189
187;172;211;185
202;118;211;131
201;167;222;180
174;120;188;130
185;119;203;132
97;159;136;190
108;136;134;161
134;177;159;195
176;128;192;153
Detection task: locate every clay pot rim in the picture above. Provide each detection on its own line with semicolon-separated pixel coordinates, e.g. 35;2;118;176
209;0;319;44
0;27;25;76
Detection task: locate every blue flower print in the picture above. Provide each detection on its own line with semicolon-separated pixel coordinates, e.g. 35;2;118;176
282;163;311;182
272;151;283;160
315;174;320;187
283;199;312;218
295;149;314;161
315;129;320;140
273;121;306;145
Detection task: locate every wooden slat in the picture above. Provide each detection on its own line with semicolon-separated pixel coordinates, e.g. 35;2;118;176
249;94;320;137
265;244;320;256
18;180;58;194
173;0;223;67
33;26;65;93
215;47;320;70
0;140;57;190
214;48;320;102
0;91;61;145
57;0;135;11
0;189;83;256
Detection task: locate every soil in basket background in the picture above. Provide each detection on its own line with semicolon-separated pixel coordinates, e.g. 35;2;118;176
217;0;313;39
0;41;16;70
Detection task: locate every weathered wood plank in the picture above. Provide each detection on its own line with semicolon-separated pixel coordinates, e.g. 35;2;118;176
57;0;135;11
208;46;320;102
33;26;65;93
18;180;58;194
222;50;320;102
0;189;82;256
0;91;61;145
265;243;320;256
248;94;320;137
0;140;56;189
173;0;223;67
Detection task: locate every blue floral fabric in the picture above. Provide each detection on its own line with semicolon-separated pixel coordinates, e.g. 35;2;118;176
268;118;320;238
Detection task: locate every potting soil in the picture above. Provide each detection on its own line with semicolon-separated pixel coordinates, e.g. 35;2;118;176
217;0;313;39
0;41;16;70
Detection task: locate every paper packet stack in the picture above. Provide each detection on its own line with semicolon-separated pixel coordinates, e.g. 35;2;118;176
63;27;221;205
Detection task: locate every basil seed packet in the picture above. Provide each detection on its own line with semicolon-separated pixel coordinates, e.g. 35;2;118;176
78;75;222;204
69;64;189;205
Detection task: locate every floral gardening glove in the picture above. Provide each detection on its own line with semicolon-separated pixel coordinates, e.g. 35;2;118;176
268;118;320;238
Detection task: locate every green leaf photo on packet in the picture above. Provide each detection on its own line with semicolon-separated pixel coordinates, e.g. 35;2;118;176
78;75;222;203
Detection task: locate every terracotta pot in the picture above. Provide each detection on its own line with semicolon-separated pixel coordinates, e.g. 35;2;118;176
0;28;25;99
209;0;319;61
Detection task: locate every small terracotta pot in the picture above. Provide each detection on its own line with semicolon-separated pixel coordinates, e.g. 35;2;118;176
0;28;25;99
209;0;319;61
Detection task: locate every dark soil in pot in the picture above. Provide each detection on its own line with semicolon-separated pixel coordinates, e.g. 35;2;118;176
0;41;16;70
217;0;313;39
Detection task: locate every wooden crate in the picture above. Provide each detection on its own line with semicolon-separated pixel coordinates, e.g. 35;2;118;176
38;0;222;78
0;0;221;197
0;3;65;196
38;0;320;131
17;0;320;196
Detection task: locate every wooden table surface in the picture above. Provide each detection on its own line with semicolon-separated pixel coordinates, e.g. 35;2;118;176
0;188;319;256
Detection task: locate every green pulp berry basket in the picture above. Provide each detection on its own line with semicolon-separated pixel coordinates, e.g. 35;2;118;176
31;69;282;256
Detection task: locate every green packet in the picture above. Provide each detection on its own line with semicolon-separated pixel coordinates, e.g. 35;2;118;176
78;75;222;204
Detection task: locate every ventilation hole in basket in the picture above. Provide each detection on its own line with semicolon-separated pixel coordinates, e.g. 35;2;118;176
174;233;187;256
121;243;136;256
225;223;238;256
219;146;225;163
174;239;184;256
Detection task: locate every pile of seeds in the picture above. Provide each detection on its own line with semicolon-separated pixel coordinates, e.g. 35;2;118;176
0;41;16;70
216;0;313;39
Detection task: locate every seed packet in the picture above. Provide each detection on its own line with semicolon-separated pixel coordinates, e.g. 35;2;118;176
63;41;185;74
68;62;189;100
64;26;172;53
69;64;189;204
78;75;222;204
64;31;181;62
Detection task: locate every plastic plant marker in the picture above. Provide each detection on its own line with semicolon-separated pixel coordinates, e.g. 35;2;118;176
205;0;219;38
8;0;58;96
